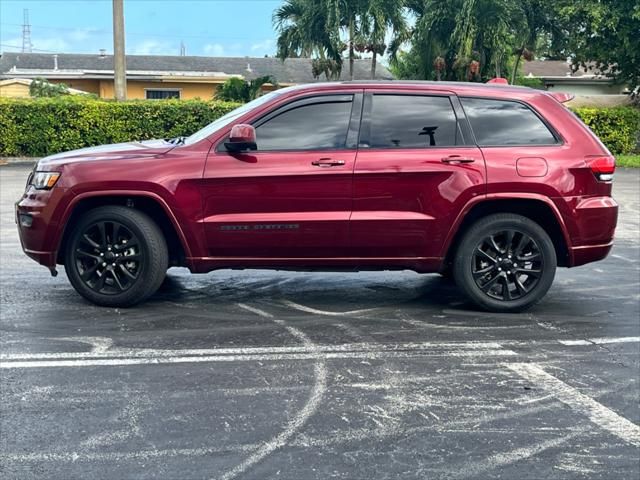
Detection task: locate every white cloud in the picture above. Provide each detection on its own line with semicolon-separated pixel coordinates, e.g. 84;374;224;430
203;43;225;56
250;39;274;53
130;39;174;55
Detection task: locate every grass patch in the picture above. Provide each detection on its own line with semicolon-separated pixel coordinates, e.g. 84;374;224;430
616;155;640;168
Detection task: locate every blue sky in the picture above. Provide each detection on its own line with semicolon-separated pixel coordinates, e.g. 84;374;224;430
0;0;283;57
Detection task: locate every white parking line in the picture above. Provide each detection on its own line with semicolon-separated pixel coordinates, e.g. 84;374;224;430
558;336;640;346
506;363;640;447
280;300;377;316
0;345;516;369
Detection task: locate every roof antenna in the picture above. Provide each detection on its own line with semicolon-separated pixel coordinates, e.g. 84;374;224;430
22;9;33;53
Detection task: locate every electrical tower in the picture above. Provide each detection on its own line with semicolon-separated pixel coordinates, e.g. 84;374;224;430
22;9;33;53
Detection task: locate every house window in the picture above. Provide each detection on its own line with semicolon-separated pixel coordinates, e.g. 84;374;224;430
145;89;181;100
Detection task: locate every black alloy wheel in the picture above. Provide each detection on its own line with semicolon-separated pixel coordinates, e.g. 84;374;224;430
74;220;143;294
65;206;168;307
454;213;557;312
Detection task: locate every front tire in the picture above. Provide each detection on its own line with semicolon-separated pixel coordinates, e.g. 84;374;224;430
453;214;556;313
64;206;168;307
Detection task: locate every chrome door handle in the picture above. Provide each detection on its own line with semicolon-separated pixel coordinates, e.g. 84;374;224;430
312;159;346;167
441;155;475;164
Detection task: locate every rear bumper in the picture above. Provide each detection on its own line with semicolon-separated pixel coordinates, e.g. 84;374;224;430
570;241;614;267
565;196;618;267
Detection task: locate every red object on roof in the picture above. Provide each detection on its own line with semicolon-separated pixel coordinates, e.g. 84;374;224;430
487;77;509;84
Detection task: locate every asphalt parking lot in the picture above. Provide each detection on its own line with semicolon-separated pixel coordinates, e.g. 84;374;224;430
1;164;638;479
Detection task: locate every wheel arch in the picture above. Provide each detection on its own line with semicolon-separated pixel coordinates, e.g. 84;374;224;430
443;196;572;269
56;192;191;267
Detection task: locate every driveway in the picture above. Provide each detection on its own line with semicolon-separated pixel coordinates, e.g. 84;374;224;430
1;165;638;479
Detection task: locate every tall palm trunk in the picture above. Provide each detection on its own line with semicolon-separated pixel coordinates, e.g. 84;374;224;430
349;18;355;81
371;50;377;79
510;47;524;85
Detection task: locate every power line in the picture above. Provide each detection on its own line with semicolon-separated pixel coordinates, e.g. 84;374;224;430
1;43;58;53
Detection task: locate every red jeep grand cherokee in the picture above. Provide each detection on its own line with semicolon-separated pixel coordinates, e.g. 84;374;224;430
16;81;618;312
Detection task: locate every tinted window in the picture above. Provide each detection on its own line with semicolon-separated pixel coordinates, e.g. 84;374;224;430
256;100;353;151
369;95;458;148
461;98;557;145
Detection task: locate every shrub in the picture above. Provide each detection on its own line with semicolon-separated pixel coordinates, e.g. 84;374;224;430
0;97;241;157
28;77;70;98
572;106;640;154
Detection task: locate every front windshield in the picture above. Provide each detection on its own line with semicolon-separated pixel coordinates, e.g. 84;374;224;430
183;90;284;146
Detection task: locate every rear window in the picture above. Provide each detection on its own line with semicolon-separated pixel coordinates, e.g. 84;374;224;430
369;95;459;148
461;98;558;146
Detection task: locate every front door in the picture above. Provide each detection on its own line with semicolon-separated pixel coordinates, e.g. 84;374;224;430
202;93;362;258
351;91;485;260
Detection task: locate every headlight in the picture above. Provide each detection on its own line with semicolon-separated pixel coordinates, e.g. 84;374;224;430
31;171;61;190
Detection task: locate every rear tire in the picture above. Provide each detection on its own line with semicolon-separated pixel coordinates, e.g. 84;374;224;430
453;213;556;313
64;206;168;307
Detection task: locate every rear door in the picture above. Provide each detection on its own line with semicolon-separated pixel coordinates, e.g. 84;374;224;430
202;92;362;258
351;90;485;259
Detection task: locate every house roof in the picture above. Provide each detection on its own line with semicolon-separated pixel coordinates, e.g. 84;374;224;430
0;52;393;83
522;60;609;81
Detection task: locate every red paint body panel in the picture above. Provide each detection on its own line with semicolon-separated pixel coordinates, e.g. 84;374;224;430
16;81;617;274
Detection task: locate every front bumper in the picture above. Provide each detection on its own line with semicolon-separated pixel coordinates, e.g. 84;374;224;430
16;186;67;268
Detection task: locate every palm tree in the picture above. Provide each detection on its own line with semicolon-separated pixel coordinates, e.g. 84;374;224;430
360;0;408;79
273;0;342;79
216;76;278;102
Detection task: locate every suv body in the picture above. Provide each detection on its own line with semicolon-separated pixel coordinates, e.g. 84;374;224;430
16;81;618;311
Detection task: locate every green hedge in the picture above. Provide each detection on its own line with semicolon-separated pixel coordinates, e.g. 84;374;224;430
572;106;640;155
0;98;638;157
0;97;241;157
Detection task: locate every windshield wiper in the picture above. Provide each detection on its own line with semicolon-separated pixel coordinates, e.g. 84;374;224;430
165;136;185;146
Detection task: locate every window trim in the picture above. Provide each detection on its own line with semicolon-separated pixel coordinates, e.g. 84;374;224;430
144;88;182;100
359;92;473;150
216;93;363;153
459;96;564;148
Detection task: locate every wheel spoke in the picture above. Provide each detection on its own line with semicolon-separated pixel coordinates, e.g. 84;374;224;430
514;276;529;295
475;248;497;263
480;272;502;292
505;230;515;251
96;222;107;247
488;235;503;254
76;249;101;261
118;264;137;280
473;265;495;278
81;234;100;249
121;253;140;261
514;233;531;257
500;276;511;300
112;223;121;244
80;264;98;281
110;269;125;291
94;272;107;291
516;267;541;278
518;252;541;262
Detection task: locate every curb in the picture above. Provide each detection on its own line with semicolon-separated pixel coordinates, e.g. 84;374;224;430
0;158;38;166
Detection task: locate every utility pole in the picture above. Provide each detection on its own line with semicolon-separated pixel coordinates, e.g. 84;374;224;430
22;9;32;53
112;0;127;101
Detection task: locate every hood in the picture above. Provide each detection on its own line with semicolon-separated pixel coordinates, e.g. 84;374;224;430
38;139;175;168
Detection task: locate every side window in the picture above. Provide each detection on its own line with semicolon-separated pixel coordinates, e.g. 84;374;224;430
461;98;558;146
369;95;459;148
255;99;353;151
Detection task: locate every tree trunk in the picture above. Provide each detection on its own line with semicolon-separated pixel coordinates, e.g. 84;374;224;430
510;48;523;85
371;50;377;79
349;19;355;81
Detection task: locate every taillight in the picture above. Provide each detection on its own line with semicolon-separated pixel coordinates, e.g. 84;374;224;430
586;155;616;182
